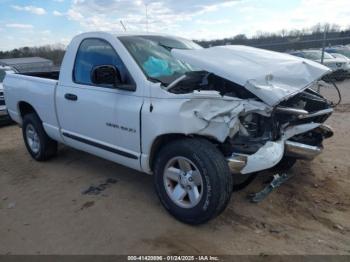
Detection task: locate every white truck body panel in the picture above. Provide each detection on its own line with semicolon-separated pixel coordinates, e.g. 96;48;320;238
4;73;58;127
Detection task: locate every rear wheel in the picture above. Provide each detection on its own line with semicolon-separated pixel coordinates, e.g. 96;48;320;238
22;113;57;161
153;138;233;224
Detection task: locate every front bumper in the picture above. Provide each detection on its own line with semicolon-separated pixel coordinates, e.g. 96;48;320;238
227;141;322;174
227;124;333;174
284;141;322;159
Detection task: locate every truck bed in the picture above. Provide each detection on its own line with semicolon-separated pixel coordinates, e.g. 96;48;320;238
20;71;60;80
3;72;59;130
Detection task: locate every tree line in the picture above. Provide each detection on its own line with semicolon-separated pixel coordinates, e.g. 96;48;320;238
196;23;350;52
0;44;65;66
1;23;350;66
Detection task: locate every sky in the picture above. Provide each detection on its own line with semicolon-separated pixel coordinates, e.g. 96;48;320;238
1;0;350;51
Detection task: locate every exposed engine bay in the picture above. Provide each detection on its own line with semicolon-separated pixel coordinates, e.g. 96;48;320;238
225;87;334;156
167;71;257;99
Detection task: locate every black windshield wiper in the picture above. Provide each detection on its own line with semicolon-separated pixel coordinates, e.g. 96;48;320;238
158;43;172;51
158;43;190;51
148;76;167;86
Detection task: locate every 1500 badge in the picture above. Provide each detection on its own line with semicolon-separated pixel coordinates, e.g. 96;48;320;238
106;122;136;133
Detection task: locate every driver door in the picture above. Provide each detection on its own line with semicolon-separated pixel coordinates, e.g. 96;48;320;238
56;38;142;168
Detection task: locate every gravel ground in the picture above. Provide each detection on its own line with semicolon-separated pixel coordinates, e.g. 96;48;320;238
0;80;349;255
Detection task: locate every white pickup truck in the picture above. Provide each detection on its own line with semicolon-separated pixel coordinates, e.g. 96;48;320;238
4;32;334;224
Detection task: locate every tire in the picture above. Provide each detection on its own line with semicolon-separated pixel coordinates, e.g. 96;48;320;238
153;138;233;225
22;113;57;161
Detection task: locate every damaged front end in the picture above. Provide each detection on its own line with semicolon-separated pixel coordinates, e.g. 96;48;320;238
168;75;333;175
224;89;334;174
166;45;335;175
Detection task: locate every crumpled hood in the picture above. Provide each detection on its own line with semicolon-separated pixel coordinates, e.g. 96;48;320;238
172;45;331;106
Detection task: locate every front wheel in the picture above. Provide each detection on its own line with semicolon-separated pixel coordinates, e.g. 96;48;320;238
153;138;233;225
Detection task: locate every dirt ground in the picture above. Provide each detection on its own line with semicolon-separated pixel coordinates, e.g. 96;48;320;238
0;80;350;255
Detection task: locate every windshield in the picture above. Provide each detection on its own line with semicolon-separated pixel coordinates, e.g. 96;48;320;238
331;53;346;59
118;35;201;85
303;51;333;60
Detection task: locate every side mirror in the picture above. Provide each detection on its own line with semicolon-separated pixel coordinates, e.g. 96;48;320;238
91;65;121;86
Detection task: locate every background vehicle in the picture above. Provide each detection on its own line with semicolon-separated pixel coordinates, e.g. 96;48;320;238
0;66;16;122
329;53;350;78
325;46;350;59
330;52;350;62
289;50;346;70
290;50;348;80
3;32;334;224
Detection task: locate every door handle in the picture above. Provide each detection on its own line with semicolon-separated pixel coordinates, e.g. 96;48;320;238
64;93;78;101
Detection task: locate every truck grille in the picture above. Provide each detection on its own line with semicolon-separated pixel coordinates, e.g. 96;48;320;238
336;62;343;68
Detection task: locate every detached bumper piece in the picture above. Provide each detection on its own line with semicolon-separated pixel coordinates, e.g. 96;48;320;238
249;173;294;203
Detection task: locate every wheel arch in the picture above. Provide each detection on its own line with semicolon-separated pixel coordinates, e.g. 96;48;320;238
17;101;41;122
148;133;220;172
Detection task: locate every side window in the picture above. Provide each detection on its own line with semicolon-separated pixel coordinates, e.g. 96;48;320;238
74;38;133;86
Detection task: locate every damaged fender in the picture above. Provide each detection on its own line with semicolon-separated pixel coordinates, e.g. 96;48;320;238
179;94;271;142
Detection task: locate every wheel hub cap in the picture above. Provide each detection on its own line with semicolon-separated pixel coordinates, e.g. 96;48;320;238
26;124;40;154
163;157;204;209
179;171;195;188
